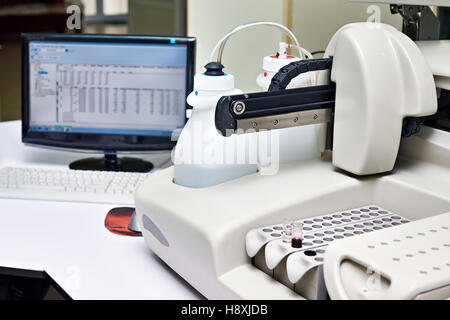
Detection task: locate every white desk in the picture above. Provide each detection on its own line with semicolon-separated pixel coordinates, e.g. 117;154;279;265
0;120;202;300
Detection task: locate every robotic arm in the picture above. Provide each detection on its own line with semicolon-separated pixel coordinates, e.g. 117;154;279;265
214;8;446;175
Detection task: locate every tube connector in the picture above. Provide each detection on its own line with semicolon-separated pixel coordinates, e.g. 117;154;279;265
277;42;288;59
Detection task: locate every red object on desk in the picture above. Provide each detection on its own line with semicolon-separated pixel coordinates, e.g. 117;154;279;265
105;207;142;237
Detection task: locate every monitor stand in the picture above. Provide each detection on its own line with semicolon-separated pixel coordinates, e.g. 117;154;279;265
69;154;154;173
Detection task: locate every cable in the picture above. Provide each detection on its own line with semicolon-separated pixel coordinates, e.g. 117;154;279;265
209;21;304;63
286;44;314;60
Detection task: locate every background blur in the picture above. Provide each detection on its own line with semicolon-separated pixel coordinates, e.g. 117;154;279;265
0;0;445;122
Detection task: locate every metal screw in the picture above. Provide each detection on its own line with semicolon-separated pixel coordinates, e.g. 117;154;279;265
313;114;318;120
233;101;245;115
273;120;278;125
293;117;298;123
252;122;258;128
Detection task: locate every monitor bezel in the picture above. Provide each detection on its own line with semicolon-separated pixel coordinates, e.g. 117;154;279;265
21;33;195;152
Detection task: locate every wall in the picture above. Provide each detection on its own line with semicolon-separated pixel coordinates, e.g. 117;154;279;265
0;41;21;121
128;0;186;36
291;0;402;54
187;0;285;93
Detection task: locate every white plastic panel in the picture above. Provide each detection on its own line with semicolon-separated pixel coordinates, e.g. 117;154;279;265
324;211;450;300
325;23;437;175
435;76;450;90
416;40;450;90
416;40;450;77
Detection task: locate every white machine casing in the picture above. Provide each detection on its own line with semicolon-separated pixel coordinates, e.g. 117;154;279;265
323;23;437;175
416;40;450;90
135;23;450;299
324;212;450;299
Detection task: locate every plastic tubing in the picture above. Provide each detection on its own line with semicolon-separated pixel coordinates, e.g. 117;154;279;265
209;21;304;63
287;43;314;60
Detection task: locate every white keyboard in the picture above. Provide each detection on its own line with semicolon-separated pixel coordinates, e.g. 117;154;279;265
0;167;149;204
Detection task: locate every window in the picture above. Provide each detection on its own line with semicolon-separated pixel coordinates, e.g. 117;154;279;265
81;0;128;23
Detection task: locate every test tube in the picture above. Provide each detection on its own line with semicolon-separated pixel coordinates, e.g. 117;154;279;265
283;219;293;243
291;221;303;248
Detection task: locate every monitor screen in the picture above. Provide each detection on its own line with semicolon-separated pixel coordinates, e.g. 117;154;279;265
22;34;195;152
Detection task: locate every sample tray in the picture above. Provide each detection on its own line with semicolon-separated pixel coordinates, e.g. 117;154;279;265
245;205;410;299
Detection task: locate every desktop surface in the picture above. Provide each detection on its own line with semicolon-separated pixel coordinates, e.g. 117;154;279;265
0;120;202;300
0;198;202;300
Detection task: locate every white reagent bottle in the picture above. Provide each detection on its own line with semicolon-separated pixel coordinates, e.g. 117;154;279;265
256;42;320;164
173;63;258;188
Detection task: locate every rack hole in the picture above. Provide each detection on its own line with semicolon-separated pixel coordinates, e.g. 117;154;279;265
314;257;324;262
270;233;281;237
314;233;324;237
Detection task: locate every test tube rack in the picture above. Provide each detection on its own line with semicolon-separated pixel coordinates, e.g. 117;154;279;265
245;205;410;299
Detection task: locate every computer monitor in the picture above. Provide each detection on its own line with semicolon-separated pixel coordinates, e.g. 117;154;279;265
21;34;195;172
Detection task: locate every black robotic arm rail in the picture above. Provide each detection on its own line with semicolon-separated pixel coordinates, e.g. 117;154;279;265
268;58;333;91
214;58;335;136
